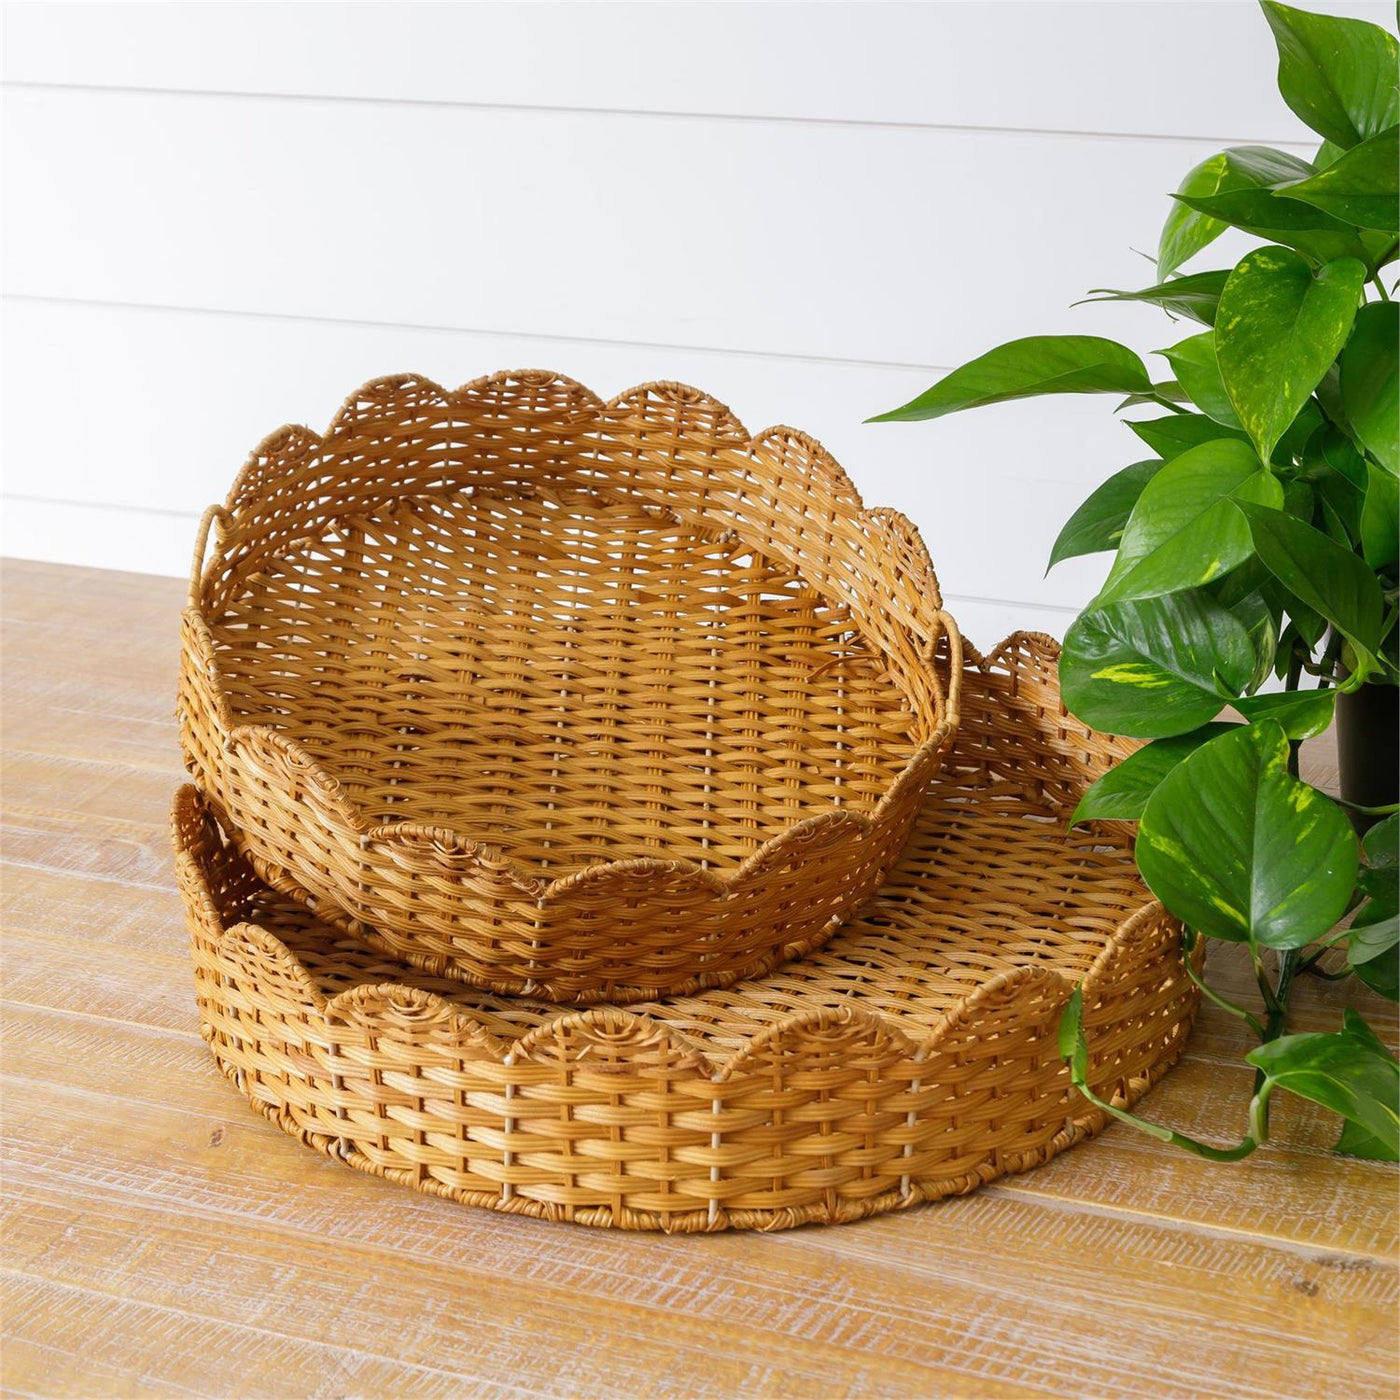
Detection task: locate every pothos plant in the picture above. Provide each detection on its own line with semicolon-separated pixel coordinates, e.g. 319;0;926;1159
873;1;1399;1161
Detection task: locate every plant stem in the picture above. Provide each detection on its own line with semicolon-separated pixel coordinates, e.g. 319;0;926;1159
1071;1070;1270;1162
1285;647;1305;693
1298;927;1352;973
1316;628;1345;690
1182;935;1266;1038
1252;949;1283;1017
1068;936;1294;1158
1247;944;1300;1103
1284;645;1305;778
1306;964;1355;981
1267;949;1298;1042
1296;650;1339;678
1150;394;1191;416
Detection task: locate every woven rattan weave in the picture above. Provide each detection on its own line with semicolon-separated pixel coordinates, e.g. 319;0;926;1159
175;633;1199;1233
179;371;959;1003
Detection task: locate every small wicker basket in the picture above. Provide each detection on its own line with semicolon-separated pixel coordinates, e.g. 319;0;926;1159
175;634;1199;1233
179;371;959;1003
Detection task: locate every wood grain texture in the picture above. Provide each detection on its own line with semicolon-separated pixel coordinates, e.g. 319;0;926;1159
2;558;1397;1399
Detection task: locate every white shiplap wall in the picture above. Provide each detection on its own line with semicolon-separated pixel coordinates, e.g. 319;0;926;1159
1;0;1391;644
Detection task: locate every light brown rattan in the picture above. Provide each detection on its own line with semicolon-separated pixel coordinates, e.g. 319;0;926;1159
179;370;960;1004
174;633;1200;1233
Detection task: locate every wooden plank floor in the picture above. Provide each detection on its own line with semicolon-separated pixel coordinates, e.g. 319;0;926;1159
2;557;1397;1399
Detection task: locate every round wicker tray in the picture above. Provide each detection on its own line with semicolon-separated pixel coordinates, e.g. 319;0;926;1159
179;370;959;1004
174;634;1199;1233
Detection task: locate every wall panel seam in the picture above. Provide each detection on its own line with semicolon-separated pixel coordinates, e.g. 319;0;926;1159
0;293;956;376
0;79;1316;151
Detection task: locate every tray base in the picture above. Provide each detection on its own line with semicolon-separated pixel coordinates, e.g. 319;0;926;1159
177;634;1200;1231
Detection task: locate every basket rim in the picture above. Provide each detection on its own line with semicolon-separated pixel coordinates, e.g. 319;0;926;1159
174;625;1200;1231
198;877;1169;1077
176;628;1174;1071
182;369;964;905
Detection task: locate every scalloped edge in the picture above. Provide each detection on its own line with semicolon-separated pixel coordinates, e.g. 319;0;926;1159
175;740;1201;1231
180;369;962;999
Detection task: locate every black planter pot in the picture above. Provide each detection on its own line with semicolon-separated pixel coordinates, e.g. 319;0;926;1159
1335;681;1399;832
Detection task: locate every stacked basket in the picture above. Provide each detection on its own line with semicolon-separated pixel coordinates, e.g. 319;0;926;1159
174;369;1199;1231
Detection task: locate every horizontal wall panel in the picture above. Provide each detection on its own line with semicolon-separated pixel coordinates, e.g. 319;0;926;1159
1;297;1104;636
2;86;1267;370
1;498;199;579
4;1;1391;141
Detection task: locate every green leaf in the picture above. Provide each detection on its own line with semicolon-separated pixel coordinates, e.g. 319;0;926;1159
1095;439;1283;606
1314;138;1349;171
1215;248;1367;463
1221;144;1321;185
1247;1012;1399;1161
1355;812;1399;999
1047;460;1165;572
1159;147;1314;276
1317;470;1365;542
1275;397;1327;467
1222;583;1281;691
1347;1007;1394;1053
1080;270;1230;326
867;336;1150;423
1361;227;1399;266
1335;1118;1397;1159
1173;187;1374;270
1070;723;1238;826
1353;925;1399;965
1233;687;1338;740
1238;502;1387;671
1357;864;1399;912
1358;868;1400;909
1060;592;1254;738
1279;126;1400;232
1341;302;1399;475
1137;720;1359;947
1318;421;1370;485
1363;812;1399;869
1261;2;1400;150
1211;554;1273;605
1057;985;1088;1083
1361;461;1400;567
1320;494;1352;546
1271;622;1306;678
1158;333;1242;428
1317;378;1353;456
1352;912;1399;959
1116;385;1192;414
1309;424;1369;537
1127;414;1249;460
1350;904;1399;1000
1281;596;1329;651
1283;477;1318;521
1159;153;1235;278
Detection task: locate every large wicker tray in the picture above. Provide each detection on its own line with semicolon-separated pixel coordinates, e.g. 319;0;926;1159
175;634;1198;1232
179;370;959;1004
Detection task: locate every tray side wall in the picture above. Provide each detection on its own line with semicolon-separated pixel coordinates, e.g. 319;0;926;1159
173;633;1199;1233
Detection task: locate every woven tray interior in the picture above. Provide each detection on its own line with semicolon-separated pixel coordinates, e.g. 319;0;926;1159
177;634;1199;1232
208;486;923;876
180;371;959;1001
